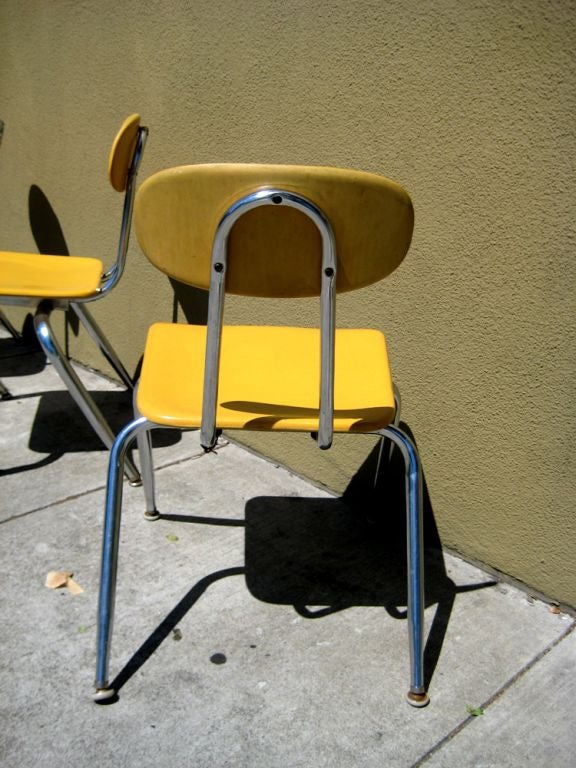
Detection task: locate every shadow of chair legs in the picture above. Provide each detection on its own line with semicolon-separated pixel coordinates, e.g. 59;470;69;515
106;567;245;701
245;429;496;691
0;374;181;477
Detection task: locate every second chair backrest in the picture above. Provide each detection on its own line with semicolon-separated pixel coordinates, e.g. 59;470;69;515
99;114;148;293
108;113;144;193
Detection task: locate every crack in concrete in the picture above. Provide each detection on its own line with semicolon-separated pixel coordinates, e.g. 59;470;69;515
411;621;576;767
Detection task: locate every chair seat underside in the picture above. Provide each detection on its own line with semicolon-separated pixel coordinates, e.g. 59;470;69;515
0;251;104;298
137;323;396;432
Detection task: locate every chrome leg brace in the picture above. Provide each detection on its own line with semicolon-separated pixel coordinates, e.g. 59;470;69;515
71;303;134;390
33;301;141;485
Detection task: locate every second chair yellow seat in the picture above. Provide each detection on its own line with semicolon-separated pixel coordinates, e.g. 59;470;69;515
0;251;104;298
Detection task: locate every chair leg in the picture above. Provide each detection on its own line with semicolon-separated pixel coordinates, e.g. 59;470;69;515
95;416;152;701
1;310;19;399
71;302;134;390
33;301;141;485
392;383;402;428
373;383;402;486
0;308;21;338
133;386;159;520
0;379;12;400
378;424;429;707
1;310;21;399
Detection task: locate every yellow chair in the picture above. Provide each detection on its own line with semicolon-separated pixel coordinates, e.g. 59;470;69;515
95;163;429;706
0;115;148;482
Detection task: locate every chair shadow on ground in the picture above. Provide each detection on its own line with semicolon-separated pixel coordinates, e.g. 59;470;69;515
106;427;496;701
0;342;180;477
0;313;46;375
0;377;180;477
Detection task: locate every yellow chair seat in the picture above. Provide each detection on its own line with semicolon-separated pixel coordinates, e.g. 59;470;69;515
137;323;396;432
0;251;104;298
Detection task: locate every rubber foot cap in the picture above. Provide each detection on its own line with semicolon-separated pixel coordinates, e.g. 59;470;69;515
144;509;160;521
94;688;116;703
407;691;430;708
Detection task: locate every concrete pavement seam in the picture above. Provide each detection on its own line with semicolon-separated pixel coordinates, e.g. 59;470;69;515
0;451;209;525
411;620;576;767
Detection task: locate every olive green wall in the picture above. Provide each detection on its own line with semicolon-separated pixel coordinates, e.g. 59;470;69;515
1;0;575;607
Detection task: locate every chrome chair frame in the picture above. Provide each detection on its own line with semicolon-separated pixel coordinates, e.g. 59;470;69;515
94;187;428;707
0;125;149;483
200;189;337;451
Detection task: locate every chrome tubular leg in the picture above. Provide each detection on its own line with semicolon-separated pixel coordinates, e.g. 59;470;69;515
378;424;429;707
33;301;141;485
138;430;158;519
133;386;158;519
71;302;134;390
95;416;151;701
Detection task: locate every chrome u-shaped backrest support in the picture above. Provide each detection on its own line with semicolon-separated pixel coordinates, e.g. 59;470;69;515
98;125;149;297
200;188;337;451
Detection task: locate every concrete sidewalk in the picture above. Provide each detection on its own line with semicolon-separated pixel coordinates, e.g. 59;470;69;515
0;343;574;767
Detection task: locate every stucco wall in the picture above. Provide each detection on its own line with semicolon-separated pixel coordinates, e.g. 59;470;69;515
1;0;574;607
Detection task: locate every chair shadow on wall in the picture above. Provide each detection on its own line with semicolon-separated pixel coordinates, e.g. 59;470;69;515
104;426;496;700
28;183;80;342
0;186;180;477
169;277;209;326
0;186;56;382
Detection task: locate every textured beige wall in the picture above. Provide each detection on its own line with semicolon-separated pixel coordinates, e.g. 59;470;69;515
1;0;575;606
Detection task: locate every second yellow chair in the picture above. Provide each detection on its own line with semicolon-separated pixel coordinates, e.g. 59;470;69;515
0;115;148;482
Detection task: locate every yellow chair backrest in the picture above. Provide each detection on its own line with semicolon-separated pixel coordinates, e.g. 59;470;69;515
134;163;414;297
107;114;142;193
